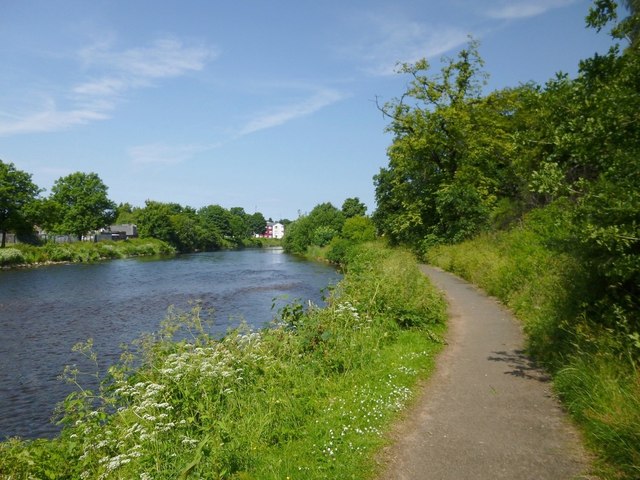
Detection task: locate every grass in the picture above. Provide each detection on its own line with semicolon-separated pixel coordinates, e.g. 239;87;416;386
0;238;175;267
426;224;640;479
0;242;447;479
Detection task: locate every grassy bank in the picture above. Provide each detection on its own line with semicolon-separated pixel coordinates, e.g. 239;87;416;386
426;225;640;479
0;238;175;267
0;242;446;479
0;238;285;268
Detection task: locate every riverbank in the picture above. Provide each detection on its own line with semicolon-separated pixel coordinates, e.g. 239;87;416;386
0;238;176;269
0;242;447;479
0;238;284;269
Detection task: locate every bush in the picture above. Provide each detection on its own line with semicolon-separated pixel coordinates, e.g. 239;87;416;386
0;247;25;266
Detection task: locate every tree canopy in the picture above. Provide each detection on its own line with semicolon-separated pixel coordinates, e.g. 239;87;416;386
48;172;116;240
0;160;41;247
373;1;639;355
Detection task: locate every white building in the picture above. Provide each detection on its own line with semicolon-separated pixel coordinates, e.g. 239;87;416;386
272;222;285;239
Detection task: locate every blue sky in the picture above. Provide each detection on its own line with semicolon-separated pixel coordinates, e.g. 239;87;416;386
1;0;614;221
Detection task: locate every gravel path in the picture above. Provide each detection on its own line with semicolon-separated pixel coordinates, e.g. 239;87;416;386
379;266;595;480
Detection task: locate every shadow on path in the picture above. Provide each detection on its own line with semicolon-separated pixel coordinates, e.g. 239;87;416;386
487;349;552;383
379;266;594;480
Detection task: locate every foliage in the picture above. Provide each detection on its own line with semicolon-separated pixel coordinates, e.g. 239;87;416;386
373;4;640;476
341;197;367;218
341;216;376;243
132;202;268;252
48;172;116;240
134;201;182;245
0;160;270;254
283;202;346;254
0;243;446;480
325;217;377;265
114;202;136;224
427;216;640;479
0;247;26;266
0;160;41;247
372;41;530;246
6;238;174;265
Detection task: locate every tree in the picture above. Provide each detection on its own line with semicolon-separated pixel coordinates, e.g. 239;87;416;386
588;0;640;46
229;207;251;240
49;172;116;240
136;200;182;244
198;205;233;239
283;202;345;254
248;212;267;236
374;41;504;245
341;216;376;242
341;197;367;218
114;203;137;224
0;160;41;247
169;208;208;252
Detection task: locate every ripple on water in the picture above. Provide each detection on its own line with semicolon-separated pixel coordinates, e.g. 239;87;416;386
0;249;339;439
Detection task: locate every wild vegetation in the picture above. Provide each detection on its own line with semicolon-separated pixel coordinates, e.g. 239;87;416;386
369;2;639;477
283;197;376;265
0;243;446;479
2;1;638;477
0;238;175;268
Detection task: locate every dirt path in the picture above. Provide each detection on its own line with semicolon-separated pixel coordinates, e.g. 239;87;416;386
379;266;595;480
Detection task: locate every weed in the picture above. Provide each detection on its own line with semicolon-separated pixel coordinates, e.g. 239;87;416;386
0;243;446;479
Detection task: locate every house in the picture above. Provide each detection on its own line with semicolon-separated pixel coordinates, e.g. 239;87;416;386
256;222;285;239
271;222;285;239
107;224;138;240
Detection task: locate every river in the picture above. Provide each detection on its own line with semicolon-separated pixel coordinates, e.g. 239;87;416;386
0;248;340;440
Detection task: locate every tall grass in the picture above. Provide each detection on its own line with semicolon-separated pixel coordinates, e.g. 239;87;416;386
1;238;175;267
0;242;446;479
427;226;640;479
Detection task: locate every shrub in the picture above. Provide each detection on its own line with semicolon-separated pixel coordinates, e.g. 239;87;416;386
0;247;25;266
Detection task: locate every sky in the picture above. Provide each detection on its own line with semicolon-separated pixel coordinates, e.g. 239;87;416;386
0;0;615;221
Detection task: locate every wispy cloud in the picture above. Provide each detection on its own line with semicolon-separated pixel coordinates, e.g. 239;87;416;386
78;37;215;83
344;13;470;76
126;86;346;166
0;98;111;136
128;142;213;166
237;88;346;136
0;37;217;137
485;0;577;20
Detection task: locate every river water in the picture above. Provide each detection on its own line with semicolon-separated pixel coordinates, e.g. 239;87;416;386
0;248;340;440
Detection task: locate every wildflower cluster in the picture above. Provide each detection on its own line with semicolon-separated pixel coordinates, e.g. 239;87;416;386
0;243;447;480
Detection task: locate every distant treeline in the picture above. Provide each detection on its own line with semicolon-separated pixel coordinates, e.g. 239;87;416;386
0;165;282;252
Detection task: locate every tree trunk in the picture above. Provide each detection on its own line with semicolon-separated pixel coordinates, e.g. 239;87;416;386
1;230;6;248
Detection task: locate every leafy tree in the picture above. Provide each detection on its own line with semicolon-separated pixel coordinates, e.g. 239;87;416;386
0;160;41;247
374;41;507;245
169;208;208;252
114;203;137;224
248;212;267;236
198;205;233;239
283;202;345;254
341;197;367;218
229;207;251;240
49;172;115;240
135;200;182;244
341;216;376;243
588;0;640;45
